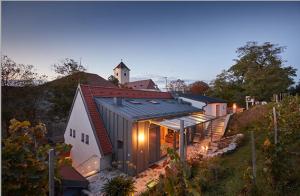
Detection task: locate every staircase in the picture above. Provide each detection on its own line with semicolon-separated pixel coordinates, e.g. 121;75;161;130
206;114;231;153
208;116;227;142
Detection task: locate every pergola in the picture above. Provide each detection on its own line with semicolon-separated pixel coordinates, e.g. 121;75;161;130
150;113;216;161
151;113;216;131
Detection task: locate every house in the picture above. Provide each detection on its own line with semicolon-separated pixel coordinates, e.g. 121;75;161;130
64;84;216;177
113;61;160;91
125;79;159;91
176;94;227;117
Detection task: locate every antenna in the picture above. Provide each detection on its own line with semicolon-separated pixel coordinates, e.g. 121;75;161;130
163;76;168;92
79;57;82;66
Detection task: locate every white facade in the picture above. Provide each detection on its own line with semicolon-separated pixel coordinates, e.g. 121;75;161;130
114;67;129;85
64;89;102;176
204;103;227;117
179;97;227;117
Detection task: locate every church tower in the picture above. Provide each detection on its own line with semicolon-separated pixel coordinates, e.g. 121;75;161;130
113;61;130;85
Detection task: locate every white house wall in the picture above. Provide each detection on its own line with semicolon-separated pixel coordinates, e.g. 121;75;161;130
179;97;227;117
64;90;102;175
203;103;227;116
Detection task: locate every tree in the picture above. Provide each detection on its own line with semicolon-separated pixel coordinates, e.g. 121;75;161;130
2;119;72;195
52;58;86;76
108;75;119;86
188;81;209;95
1;55;47;87
167;79;187;92
1;56;48;137
289;80;300;95
209;42;297;105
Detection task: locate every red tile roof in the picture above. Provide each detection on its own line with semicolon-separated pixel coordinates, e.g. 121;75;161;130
60;165;88;183
125;79;159;90
80;84;173;155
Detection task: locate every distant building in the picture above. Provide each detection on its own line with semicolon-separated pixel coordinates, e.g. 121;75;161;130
125;79;159;91
113;61;159;91
113;62;130;85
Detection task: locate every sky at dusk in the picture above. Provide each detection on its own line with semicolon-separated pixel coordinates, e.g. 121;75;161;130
2;1;300;88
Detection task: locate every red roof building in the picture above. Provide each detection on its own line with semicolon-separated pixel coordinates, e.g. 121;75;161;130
125;79;159;91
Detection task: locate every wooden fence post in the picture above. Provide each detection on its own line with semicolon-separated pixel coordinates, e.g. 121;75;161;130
273;107;278;144
49;149;55;196
251;131;256;185
180;120;185;162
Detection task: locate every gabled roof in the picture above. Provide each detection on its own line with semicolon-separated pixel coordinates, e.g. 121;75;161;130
79;84;173;155
113;62;130;71
178;93;227;103
125;79;159;90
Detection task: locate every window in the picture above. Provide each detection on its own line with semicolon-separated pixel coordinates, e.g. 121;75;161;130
81;133;84;142
73;129;76;138
85;135;89;145
70;129;72;136
117;140;123;149
124;72;126;76
116;73;118;76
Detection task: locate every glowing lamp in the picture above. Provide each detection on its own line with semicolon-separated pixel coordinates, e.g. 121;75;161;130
233;103;237;113
138;132;145;143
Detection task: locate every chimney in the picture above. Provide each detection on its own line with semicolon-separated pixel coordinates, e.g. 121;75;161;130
114;97;123;106
178;98;183;104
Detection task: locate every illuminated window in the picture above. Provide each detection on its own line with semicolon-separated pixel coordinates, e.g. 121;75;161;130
81;133;84;142
70;129;72;136
85;135;89;145
73;130;76;138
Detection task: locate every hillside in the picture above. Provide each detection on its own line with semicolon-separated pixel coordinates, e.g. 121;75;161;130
201;101;300;195
2;72;117;142
139;97;299;196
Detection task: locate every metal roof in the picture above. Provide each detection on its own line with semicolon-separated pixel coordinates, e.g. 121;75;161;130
95;98;202;121
175;93;227;103
151;113;216;131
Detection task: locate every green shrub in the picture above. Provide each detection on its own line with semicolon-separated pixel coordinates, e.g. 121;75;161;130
101;176;135;196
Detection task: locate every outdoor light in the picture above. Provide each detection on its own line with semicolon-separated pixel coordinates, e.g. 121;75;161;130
233;103;237;113
138;131;145;143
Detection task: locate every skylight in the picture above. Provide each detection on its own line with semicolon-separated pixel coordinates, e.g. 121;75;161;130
148;100;160;104
127;100;142;104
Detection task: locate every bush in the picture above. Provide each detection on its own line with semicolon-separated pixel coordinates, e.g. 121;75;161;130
101;176;135;196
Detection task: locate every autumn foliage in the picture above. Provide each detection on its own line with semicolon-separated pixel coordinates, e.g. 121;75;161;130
2;119;72;195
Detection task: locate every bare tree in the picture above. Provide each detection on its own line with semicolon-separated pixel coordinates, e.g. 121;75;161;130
167;79;187;92
1;55;46;87
52;58;86;76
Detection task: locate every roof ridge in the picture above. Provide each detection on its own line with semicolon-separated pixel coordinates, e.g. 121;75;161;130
80;84;169;94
